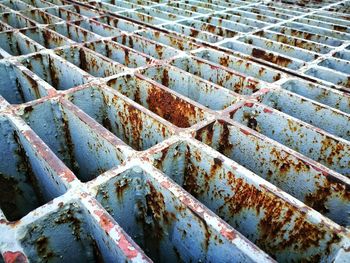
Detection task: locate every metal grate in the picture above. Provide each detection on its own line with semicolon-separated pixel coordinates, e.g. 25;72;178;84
0;0;349;262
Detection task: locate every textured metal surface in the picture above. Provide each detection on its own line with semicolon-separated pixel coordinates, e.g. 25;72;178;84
0;0;349;262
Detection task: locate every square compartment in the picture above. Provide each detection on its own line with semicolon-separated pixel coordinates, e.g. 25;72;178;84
55;46;124;78
0;12;36;29
107;74;208;128
44;6;84;21
171;56;261;95
281;79;350;114
258;89;350;140
194;49;282;83
179;20;239;38
20;9;63;24
0;31;43;57
19;201;133;262
136;28;201;51
47;23;100;43
0;0;32;11
18;52;90;90
118;11;166;25
67;85;173;150
85;40;151;68
162;23;222;43
72;18;122;37
0;115;64;221
93;15;144;33
140;65;237;110
112;35;179;60
19;27;73;49
231;103;350;177
0;61;48;104
21;99;126;182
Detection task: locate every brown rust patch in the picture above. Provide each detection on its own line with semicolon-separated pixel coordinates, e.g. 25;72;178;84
79;48;89;72
48;56;60;89
319;137;345;167
23;72;41;99
252;48;292;67
211;121;233;156
137;181;176;260
146;86;198;128
244;111;259;132
145;182;167;221
61;112;79;175
0;174;22;221
114;97;144;150
219;55;230;67
186;205;211;251
304;173;350;219
161;68;169;87
333;25;347;32
36;236;55;260
115;178;129;199
211;157;223;175
183;145;209;198
90;236;104;263
183;159;201;198
269;148;311;186
155;44;163;58
195;121;214;145
189;28;199;38
54;207;82;239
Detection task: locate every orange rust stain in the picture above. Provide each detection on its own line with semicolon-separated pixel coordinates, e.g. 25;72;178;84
333;25;347;32
304;176;350;215
319;137;345;167
161;68;169;87
219;56;230;67
146;86;198;128
146;182;166;220
115;178;129;199
217;122;234;157
252;48;292;67
190;28;199;38
155;44;163;58
183;158;202;198
269;148;310;179
114;97;144;150
195;122;214;145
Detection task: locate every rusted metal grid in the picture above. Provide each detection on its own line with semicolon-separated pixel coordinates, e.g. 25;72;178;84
0;0;349;262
